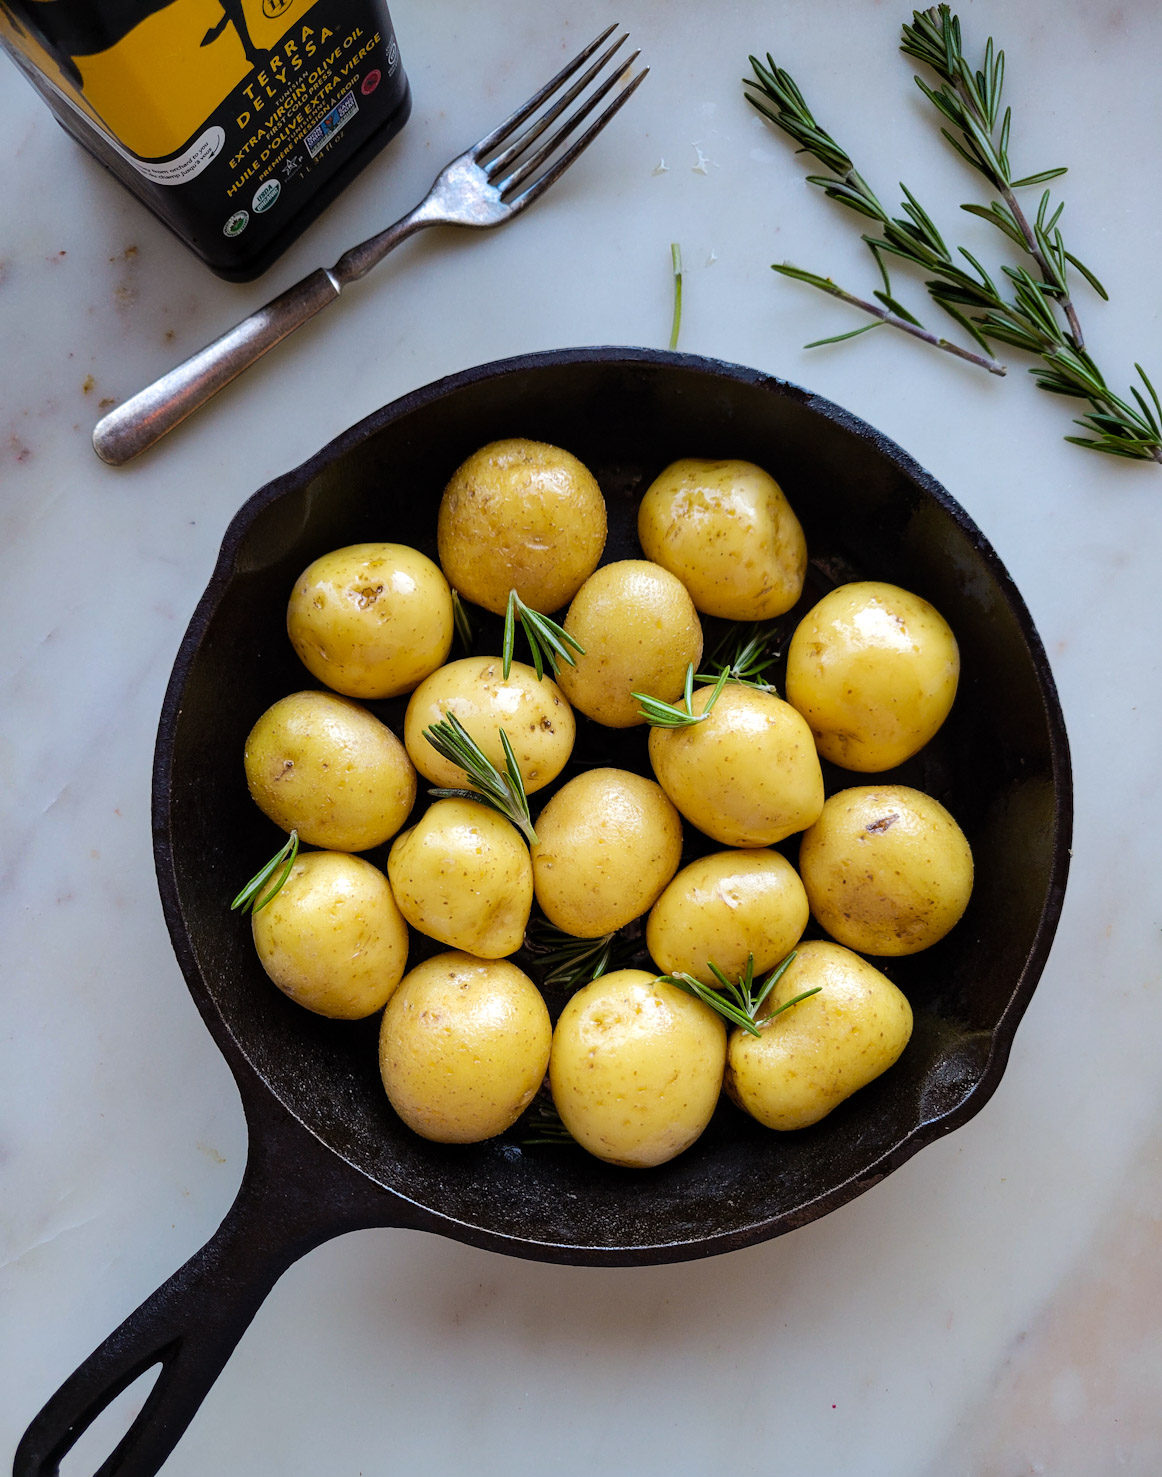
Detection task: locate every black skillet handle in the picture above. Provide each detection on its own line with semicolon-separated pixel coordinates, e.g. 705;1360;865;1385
13;1099;404;1477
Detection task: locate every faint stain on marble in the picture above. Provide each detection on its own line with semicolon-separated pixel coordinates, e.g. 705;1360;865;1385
924;1127;1162;1476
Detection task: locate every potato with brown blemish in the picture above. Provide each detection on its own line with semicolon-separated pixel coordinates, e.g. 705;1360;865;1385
785;581;959;772
437;438;607;615
287;542;454;699
637;457;807;619
549;968;727;1167
798;784;973;956
402;655;575;794
725;940;913;1131
379;952;551;1143
243;690;416;852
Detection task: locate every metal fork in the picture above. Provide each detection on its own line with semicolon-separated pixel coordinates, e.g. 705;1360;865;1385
92;25;647;466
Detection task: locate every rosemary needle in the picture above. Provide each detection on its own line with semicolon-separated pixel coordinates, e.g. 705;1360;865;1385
669;242;684;350
231;830;299;913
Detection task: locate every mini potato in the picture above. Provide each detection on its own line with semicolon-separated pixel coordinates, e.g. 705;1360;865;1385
252;850;408;1019
531;768;684;938
387;797;533;959
725;940;913;1131
637;458;807;620
648;683;824;847
437;438;607;614
287;542;454;699
243;690;416;852
555;560;703;727
798;784;973;956
785;581;959;771
379;952;551;1143
549;969;727;1168
403;656;575;794
646;849;810;986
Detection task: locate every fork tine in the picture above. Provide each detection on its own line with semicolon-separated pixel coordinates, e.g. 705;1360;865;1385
501;63;649;212
484;30;629;178
473;22;620;157
494;50;644;201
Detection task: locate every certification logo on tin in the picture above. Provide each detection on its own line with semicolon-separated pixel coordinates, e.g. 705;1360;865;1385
223;210;250;238
253;179;281;213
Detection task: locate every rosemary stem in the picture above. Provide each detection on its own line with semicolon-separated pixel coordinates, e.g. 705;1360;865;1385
998;182;1085;349
782;268;1006;375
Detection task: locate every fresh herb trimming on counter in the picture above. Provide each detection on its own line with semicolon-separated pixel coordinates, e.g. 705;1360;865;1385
422;713;537;845
231;830;299;913
744;4;1162;464
669;242;684;350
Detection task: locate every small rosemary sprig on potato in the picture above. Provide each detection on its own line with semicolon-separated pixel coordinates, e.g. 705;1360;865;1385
231;830;299;913
423;713;537;844
697;620;786;691
633;662;729;727
502;589;585;680
660;952;820;1037
524;917;638;991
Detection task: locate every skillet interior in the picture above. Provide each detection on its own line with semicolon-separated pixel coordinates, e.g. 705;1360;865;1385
154;348;1071;1263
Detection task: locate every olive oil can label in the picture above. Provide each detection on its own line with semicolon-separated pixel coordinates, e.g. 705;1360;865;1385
1;0;408;273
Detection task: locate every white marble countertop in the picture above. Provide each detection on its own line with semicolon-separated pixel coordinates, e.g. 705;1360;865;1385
4;1;1162;1473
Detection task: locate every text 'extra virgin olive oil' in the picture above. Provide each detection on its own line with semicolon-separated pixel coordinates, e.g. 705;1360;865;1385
1;0;412;280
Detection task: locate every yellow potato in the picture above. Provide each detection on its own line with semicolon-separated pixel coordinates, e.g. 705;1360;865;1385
637;458;807;619
798;784;973;956
251;850;408;1019
549;969;727;1167
648;683;824;846
531;768;683;938
387;797;533;959
437;438;607;614
555;560;703;727
403;656;575;794
243;690;416;852
287;542;454;699
646;849;809;986
725;940;913;1131
379;952;551;1143
785;581;959;771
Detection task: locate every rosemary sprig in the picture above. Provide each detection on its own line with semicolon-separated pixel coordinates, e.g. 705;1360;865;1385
423;713;537;845
633;662;729;728
450;588;474;654
524;917;638;991
231;830;299;913
659;952;821;1037
518;1098;576;1147
697;619;786;691
744;9;1162;464
502;589;585;681
669;242;684;350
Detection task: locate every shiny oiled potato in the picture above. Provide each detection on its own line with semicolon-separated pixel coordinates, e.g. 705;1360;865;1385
379;952;551;1143
648;683;824;846
549;969;727;1167
251;850;408;1020
287;542;454;699
387;797;533;959
531;768;684;938
798;785;973;956
725;940;913;1131
646;849;809;986
437;438;607;614
637;458;807;619
785;581;959;771
403;656;575;794
555;559;703;727
243;690;416;851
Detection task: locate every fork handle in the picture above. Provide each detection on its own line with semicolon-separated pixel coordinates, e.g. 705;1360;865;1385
92;267;343;466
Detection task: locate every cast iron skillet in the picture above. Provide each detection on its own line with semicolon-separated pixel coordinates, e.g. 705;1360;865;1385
16;349;1072;1477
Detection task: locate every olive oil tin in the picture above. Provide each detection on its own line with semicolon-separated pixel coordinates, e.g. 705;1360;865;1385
1;0;411;280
